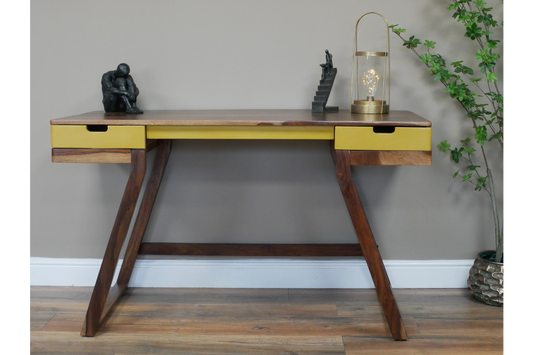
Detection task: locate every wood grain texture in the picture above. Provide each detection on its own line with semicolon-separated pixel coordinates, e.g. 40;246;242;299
50;110;432;127
51;149;131;163
116;140;172;289
333;148;407;340
350;150;432;165
51;141;157;164
81;149;146;337
138;243;364;257
30;287;503;355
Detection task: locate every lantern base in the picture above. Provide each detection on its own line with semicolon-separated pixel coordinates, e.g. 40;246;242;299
351;100;389;114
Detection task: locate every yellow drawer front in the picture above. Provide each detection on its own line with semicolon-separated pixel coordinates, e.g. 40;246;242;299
334;126;432;151
147;126;334;140
51;125;146;149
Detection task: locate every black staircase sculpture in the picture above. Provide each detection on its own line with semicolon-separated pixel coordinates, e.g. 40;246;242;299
312;68;339;113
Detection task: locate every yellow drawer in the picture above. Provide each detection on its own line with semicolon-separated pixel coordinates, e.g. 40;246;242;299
51;125;146;149
334;126;431;151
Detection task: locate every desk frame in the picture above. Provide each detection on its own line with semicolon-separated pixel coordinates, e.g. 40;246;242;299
50;110;432;341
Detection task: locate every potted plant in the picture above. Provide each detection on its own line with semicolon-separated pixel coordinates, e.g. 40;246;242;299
389;0;503;306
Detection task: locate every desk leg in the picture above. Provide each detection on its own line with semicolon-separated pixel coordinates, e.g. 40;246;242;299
332;148;408;341
81;149;146;337
117;140;172;287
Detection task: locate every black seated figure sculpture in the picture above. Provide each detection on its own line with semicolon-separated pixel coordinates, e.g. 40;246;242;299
320;49;333;81
312;50;339;113
101;63;143;114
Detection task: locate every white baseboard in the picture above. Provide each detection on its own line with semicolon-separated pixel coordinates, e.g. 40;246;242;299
30;257;473;288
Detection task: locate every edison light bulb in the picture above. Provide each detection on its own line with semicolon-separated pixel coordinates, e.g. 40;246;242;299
362;68;379;100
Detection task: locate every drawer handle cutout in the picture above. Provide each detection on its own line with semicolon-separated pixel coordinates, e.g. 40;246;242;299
373;126;395;134
87;125;108;132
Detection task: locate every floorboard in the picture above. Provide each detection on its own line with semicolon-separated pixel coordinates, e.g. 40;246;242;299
30;287;503;354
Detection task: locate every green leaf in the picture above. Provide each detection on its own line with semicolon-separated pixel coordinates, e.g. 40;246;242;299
445;86;455;96
424;40;436;49
389;24;407;34
450;147;464;163
480;62;494;72
463;66;474;75
476;48;488;61
437;140;451;152
462;173;473;182
460;137;471;144
487;39;500;49
478;12;497;28
453;170;460;178
475;125;488;146
430;63;441;74
448;3;460;11
487;92;503;104
467;165;481;171
465;22;483;40
485;91;507;104
438;68;451;81
432;54;446;66
404;36;422;49
475;176;488;191
420;53;432;63
486;72;498;83
488;131;503;141
464;147;476;155
450;61;474;77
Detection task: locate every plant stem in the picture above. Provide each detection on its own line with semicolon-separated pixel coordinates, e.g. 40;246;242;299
475;127;490;168
461;154;487;189
487;168;500;248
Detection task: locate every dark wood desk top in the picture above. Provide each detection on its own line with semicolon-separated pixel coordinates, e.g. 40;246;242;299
50;110;431;127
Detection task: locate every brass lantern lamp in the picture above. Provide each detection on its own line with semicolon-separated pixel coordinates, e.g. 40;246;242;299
351;12;390;114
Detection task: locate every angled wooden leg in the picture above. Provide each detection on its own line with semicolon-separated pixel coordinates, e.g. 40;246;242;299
116;140;172;288
333;148;408;341
81;149;146;337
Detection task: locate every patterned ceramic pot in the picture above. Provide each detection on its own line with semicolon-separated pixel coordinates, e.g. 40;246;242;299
467;250;503;306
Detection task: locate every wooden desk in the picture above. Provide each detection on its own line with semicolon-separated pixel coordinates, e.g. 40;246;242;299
50;109;432;340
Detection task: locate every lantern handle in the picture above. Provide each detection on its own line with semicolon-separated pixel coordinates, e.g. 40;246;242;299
353;12;390;54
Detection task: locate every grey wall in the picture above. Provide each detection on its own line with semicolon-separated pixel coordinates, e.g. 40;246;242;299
31;0;503;260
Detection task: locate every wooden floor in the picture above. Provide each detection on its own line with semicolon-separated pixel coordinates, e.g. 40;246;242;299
30;287;503;354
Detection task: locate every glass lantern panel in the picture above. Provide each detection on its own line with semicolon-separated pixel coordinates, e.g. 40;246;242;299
356;55;387;101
